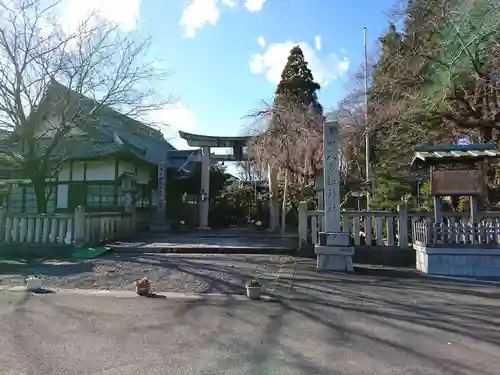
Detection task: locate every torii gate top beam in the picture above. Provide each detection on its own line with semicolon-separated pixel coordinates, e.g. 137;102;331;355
178;131;250;148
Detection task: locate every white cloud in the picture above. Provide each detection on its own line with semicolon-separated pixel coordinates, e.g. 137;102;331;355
60;0;141;33
314;35;321;51
147;102;198;149
257;36;266;47
244;0;266;12
179;0;266;37
180;0;235;38
222;0;237;7
249;41;349;87
150;102;197;133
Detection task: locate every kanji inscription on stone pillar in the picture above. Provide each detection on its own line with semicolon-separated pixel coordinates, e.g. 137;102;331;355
323;122;341;232
315;120;354;272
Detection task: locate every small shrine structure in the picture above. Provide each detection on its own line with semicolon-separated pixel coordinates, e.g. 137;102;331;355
410;144;500;276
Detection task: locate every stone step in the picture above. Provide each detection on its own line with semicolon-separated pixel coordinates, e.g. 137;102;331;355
107;242;297;255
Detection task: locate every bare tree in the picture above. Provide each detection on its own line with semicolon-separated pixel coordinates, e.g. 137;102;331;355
236;160;262;181
331;92;366;188
247;100;323;183
0;0;171;212
246;100;323;233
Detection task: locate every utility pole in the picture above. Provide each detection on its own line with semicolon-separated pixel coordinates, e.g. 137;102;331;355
363;26;371;210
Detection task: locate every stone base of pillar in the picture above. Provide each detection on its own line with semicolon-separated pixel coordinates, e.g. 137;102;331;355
197;226;211;231
315;232;354;272
316;252;354;271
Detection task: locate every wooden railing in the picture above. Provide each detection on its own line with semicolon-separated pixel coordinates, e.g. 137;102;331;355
0;206;134;247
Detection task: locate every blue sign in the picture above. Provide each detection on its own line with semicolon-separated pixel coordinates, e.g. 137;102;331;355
457;137;470;146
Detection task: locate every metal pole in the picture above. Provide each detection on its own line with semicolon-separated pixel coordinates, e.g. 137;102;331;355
363;26;371;210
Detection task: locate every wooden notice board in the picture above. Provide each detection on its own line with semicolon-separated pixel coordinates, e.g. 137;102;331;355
431;169;484;196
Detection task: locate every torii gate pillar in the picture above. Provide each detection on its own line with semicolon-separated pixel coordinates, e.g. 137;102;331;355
199;146;211;230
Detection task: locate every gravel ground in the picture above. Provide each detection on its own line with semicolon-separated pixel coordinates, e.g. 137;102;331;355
0;253;293;294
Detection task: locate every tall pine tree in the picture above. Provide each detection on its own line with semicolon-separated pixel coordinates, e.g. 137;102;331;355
274;46;323;115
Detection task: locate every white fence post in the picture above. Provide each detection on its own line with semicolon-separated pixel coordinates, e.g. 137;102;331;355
397;204;408;247
74;206;86;248
0;208;7;240
4;217;12;242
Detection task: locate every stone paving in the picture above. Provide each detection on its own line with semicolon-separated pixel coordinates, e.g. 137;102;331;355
109;230;298;252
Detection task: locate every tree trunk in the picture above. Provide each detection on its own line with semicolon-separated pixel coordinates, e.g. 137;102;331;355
281;169;288;236
32;175;48;214
267;164;279;231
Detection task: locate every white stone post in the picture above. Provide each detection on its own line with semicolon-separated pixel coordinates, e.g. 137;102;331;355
74;206;86;248
0;207;6;240
198;146;211;230
315;120;354;271
397;204;408;247
298;201;308;248
267;164;279;232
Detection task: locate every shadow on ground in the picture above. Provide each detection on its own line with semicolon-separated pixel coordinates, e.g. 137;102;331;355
2;254;500;374
161;262;500;374
0;257;93;280
111;253;285;294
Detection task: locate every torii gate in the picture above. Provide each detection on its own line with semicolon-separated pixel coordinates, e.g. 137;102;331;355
178;131;279;230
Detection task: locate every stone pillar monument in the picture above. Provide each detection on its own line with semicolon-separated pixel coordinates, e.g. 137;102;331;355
315;120;354;271
157;162;166;211
151;161;169;232
198;146;211;230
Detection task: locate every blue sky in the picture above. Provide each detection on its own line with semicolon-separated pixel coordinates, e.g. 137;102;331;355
64;0;397;150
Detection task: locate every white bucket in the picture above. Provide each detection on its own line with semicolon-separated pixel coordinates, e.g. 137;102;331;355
26;278;42;291
246;286;262;300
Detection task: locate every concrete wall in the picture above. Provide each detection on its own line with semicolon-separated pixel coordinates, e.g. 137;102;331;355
298;243;416;267
136;166;150;184
58;160;116;182
415;243;500;277
354;246;415;267
84;161;116;181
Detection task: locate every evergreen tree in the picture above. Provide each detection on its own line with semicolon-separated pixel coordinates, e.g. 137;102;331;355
274;46;323;114
251;45;325;179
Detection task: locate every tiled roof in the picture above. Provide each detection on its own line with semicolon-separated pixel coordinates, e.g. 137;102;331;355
167;149;200;173
0;81;200;170
0;138;123;160
41;81;177;165
411;144;500;169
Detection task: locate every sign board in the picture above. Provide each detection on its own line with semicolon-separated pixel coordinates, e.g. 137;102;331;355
157;163;166;209
431;169;484;196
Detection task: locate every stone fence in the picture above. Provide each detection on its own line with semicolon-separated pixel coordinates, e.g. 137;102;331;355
298;202;500;249
298;203;414;249
0;206;134;247
412;212;500;246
